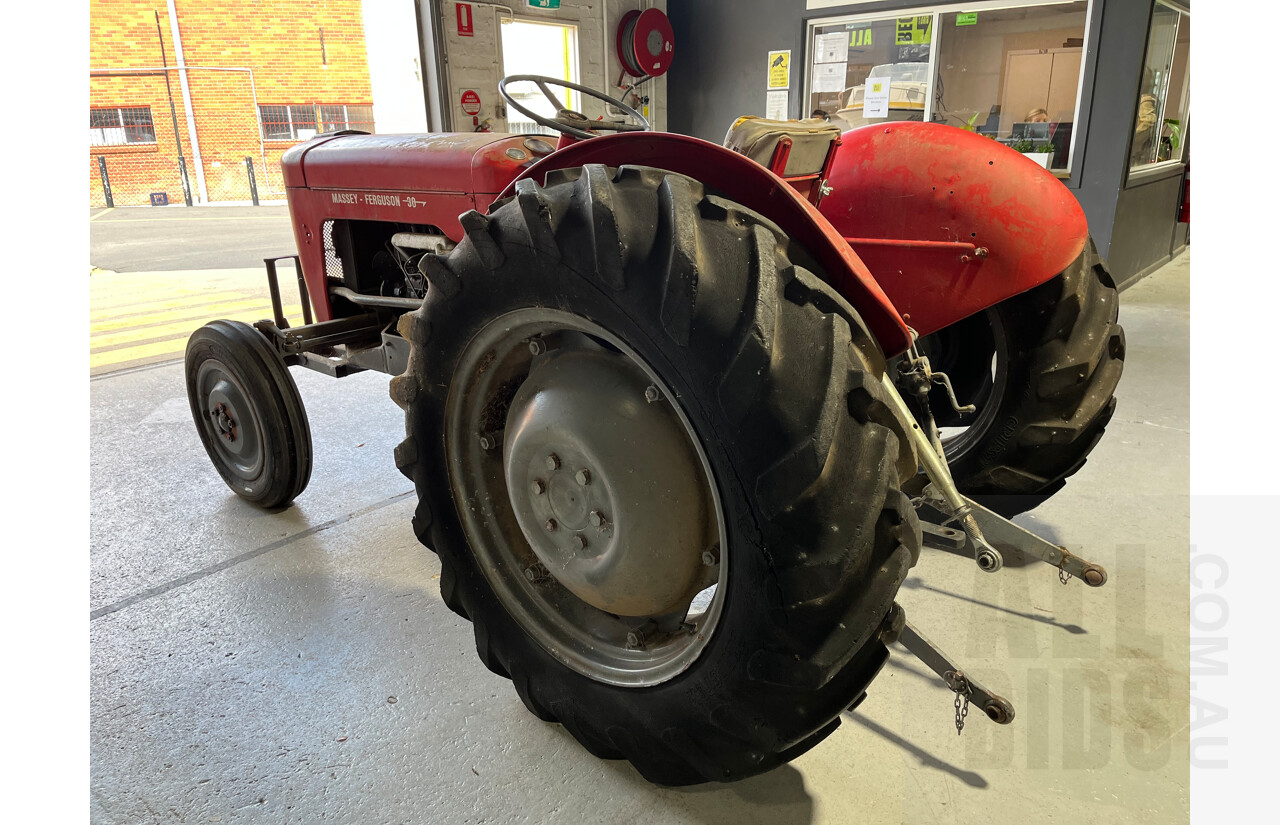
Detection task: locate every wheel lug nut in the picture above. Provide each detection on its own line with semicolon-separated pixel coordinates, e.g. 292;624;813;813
701;544;721;566
575;468;591;486
588;510;606;528
544;518;558;532
528;337;546;356
531;479;546;495
571;534;588;552
524;562;550;583
546;453;561;471
644;384;662;403
479;432;500;451
626;620;658;650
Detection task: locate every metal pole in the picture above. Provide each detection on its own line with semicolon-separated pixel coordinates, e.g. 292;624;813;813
97;156;114;208
156;11;193;207
245;157;259;205
167;0;209;203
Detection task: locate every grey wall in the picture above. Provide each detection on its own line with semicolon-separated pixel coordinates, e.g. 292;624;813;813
667;1;806;144
667;0;1190;284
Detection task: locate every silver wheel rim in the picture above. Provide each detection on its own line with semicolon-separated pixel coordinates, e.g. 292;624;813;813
196;359;264;483
443;308;728;687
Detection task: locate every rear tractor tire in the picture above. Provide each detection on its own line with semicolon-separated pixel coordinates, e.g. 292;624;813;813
916;238;1124;517
185;319;313;508
392;165;921;784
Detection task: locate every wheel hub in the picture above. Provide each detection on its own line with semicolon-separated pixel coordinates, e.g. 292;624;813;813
211;402;238;441
197;367;262;480
503;348;710;617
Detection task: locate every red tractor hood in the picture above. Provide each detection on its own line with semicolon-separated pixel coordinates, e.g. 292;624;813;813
281;132;536;195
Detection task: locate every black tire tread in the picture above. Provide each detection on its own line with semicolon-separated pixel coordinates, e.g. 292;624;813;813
185;319;312;508
946;239;1124;516
394;164;920;784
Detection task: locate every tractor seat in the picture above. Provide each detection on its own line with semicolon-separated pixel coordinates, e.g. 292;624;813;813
723;116;842;178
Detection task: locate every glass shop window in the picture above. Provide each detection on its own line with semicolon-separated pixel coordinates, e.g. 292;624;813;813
1130;3;1189;170
807;3;1094;175
931;2;1089;173
807;16;934;129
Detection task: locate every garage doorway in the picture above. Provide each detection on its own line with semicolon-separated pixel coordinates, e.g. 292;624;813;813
499;18;580;135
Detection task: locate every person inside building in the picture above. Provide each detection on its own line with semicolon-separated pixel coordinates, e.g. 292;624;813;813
1025;107;1050;123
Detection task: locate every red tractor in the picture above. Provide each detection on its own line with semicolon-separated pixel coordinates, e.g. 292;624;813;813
186;77;1123;784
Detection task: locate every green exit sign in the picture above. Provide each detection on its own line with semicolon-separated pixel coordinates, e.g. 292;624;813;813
528;0;560;8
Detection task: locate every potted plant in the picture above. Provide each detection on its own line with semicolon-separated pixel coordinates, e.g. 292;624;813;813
1012;139;1053;169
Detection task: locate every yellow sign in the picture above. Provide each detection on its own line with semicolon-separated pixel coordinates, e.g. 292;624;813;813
767;50;790;89
895;16;932;46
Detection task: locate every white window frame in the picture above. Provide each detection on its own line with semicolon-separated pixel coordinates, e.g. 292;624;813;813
318;104;375;134
90;106;157;147
803;0;1095;179
499;15;582;129
259;104;320;142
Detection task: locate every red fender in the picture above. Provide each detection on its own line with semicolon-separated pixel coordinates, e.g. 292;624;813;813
820;122;1089;337
501;132;913;356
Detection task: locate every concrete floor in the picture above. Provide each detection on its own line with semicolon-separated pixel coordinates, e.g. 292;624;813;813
90;252;1190;824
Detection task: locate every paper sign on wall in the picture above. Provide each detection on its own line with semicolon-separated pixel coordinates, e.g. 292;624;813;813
766;90;788;121
768;51;791;89
863;77;891;118
814;32;849;64
956;12;978;26
812;63;845;94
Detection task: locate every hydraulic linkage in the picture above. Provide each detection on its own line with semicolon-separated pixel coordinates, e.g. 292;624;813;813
873;334;1110;731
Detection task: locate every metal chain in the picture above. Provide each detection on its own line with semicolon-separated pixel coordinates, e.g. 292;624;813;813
945;671;972;735
1058;564;1072;585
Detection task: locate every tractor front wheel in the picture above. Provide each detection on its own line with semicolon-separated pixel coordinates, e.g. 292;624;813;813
185;319;313;508
392;165;921;784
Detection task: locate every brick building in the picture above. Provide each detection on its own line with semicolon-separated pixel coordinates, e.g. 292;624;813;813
90;0;375;206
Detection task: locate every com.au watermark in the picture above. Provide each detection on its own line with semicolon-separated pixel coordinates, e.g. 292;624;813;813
932;542;1181;772
1190;543;1227;768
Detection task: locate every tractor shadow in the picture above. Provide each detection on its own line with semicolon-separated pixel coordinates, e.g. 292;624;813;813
597;743;815;825
899;576;1088;635
845;711;989;789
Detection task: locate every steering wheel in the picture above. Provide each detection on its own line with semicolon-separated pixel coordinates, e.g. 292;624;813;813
498;74;650;140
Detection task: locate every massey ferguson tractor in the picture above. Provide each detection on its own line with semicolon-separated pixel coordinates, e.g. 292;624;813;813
185;76;1123;785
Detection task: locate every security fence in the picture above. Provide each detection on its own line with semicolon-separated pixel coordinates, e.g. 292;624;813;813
89;67;375;207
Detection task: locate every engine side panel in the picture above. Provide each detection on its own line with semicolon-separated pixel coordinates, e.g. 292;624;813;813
280;132;538;320
820;122;1089;337
499;132;913;357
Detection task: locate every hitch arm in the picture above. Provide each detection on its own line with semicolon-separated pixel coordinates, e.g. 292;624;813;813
880;370;1109;586
884;605;1015;731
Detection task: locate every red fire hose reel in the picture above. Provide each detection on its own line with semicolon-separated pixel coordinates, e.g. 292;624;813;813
616;9;674;79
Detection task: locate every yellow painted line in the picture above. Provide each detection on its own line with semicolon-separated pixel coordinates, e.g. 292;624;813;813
90;210;113;221
90;292;252;320
89;337;192;369
90;306;302;350
89;311;304;371
90;298;294;333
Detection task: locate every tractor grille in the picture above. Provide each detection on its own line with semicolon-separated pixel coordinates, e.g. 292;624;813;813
322;220;344;282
